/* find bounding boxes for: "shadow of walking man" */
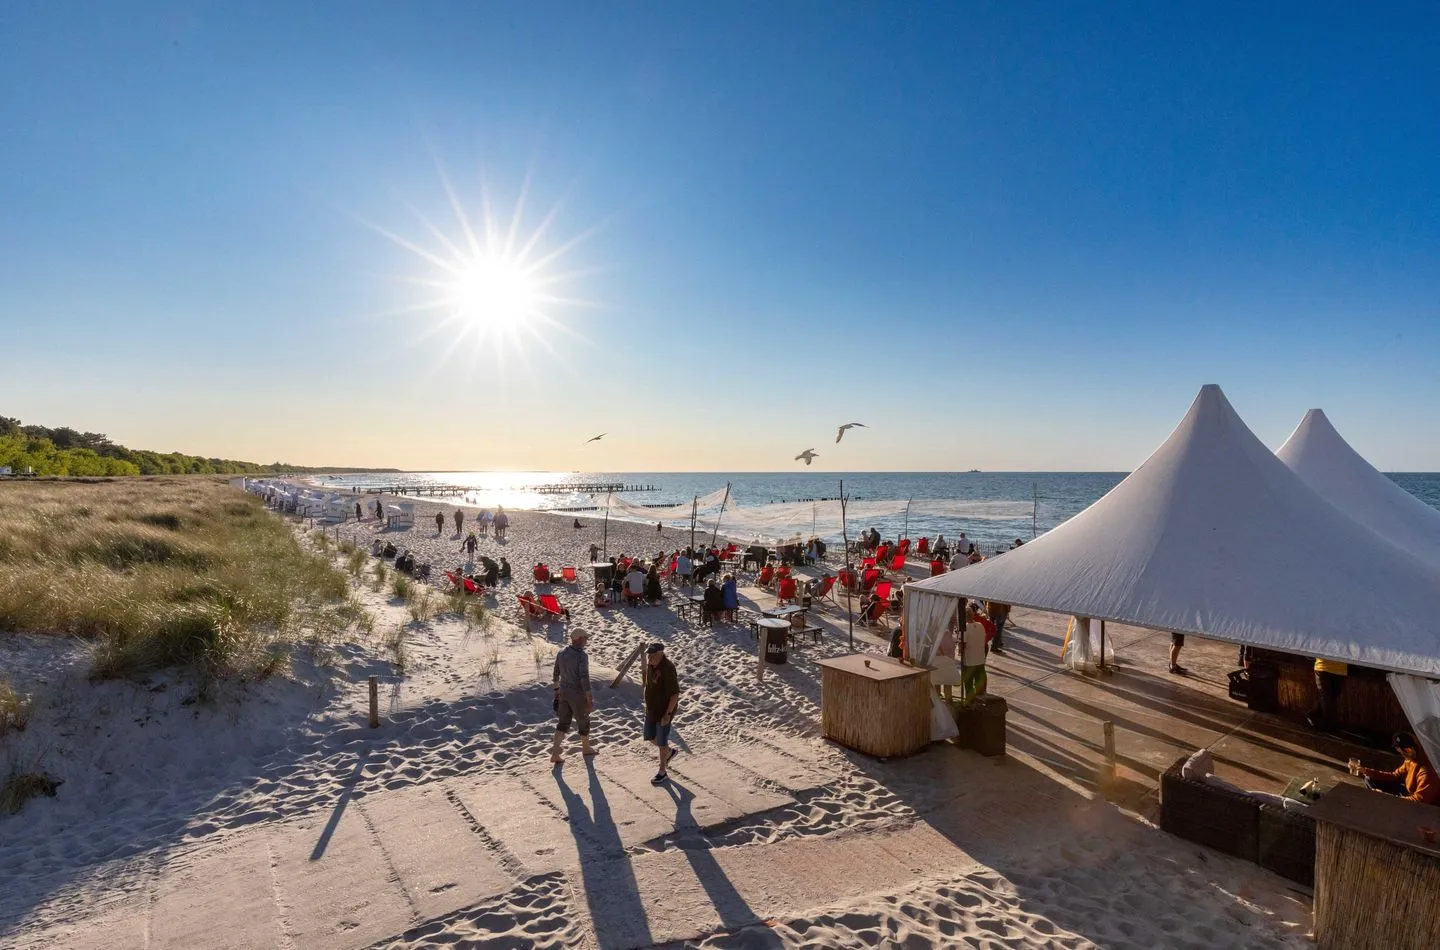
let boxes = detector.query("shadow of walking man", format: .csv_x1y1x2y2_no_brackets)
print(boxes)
551,760,653,949
663,778,766,936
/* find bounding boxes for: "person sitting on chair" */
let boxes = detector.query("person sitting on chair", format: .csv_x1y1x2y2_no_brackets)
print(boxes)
720,573,738,622
1353,732,1439,805
534,563,552,583
624,563,647,604
757,564,775,588
645,563,664,603
702,578,725,623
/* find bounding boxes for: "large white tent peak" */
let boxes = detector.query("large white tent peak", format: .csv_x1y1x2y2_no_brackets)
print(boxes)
1276,408,1440,570
905,384,1440,676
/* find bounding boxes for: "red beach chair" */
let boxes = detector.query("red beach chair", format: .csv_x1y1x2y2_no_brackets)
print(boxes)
888,554,906,574
777,577,798,605
929,559,945,577
875,544,891,564
917,537,930,555
538,593,570,619
464,577,482,595
561,566,578,584
862,568,881,591
814,574,838,607
533,564,552,583
517,593,546,620
895,539,910,557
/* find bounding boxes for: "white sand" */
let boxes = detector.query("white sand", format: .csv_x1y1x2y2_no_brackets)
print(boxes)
0,495,1314,948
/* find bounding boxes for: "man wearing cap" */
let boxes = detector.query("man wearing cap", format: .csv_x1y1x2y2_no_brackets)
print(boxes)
643,643,681,784
551,628,595,764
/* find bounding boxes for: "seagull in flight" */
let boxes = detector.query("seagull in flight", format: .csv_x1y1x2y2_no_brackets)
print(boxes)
795,449,818,466
584,433,606,444
836,422,867,443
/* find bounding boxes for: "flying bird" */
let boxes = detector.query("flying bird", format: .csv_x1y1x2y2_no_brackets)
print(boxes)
584,433,606,444
836,422,867,443
795,449,818,466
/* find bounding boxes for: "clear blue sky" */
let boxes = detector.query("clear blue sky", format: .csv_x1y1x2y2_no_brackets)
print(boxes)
2,2,1437,470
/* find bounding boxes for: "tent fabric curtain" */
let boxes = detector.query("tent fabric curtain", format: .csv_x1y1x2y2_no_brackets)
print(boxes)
903,589,960,740
1388,674,1440,774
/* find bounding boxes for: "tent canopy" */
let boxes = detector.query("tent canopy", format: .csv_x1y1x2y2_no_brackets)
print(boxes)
1276,408,1440,570
905,385,1440,677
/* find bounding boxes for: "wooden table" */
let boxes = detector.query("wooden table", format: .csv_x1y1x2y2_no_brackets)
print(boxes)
1307,781,1440,950
814,654,932,758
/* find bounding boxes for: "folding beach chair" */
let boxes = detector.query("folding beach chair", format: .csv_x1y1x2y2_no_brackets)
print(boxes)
538,593,570,619
888,554,906,575
917,537,930,555
895,539,910,558
777,577,798,605
862,568,881,591
929,559,946,577
561,566,579,584
813,574,838,609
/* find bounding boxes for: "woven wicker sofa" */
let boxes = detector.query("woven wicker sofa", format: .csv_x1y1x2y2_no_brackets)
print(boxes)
1257,802,1316,887
1159,754,1317,886
1159,754,1260,862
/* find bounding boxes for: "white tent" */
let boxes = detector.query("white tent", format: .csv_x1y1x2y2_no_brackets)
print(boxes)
1276,408,1440,570
904,384,1440,678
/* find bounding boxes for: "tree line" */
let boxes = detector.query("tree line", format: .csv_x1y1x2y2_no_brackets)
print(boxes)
0,417,396,477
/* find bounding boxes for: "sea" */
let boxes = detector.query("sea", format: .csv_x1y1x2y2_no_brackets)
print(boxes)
313,471,1440,555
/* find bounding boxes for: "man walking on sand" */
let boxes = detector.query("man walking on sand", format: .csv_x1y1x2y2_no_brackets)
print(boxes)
454,509,464,534
435,511,445,535
551,629,596,764
643,643,680,784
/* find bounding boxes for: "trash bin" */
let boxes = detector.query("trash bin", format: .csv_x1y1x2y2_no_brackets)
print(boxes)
764,633,788,665
1244,663,1279,713
953,695,1007,757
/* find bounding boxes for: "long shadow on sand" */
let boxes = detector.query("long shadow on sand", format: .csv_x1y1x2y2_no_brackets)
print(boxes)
552,761,652,949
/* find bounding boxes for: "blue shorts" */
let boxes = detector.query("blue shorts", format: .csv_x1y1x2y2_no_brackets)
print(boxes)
644,718,671,747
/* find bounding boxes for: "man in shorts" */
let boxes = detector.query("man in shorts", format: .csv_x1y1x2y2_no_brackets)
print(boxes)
551,629,595,763
1169,632,1187,675
643,643,680,784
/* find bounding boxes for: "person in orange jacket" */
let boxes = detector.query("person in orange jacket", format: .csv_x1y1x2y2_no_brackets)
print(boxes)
1354,732,1439,805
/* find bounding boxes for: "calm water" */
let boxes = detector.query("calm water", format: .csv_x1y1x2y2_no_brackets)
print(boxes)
314,471,1440,554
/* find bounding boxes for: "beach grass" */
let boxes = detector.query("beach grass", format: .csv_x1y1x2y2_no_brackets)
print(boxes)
0,478,349,681
0,681,31,738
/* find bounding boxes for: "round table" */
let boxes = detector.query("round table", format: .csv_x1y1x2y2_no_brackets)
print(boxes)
757,618,790,663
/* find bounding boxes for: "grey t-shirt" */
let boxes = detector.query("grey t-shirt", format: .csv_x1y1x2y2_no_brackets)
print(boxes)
552,645,591,694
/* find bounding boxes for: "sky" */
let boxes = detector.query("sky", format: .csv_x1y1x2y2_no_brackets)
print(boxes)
2,1,1437,472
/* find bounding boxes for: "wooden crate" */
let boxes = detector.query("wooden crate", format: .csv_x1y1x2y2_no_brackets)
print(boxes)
815,654,931,758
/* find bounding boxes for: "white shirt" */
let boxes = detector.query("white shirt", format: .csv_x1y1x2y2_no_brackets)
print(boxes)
961,622,988,667
626,570,646,594
677,555,692,574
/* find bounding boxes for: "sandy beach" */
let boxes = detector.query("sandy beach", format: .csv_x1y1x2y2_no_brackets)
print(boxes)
0,490,1322,949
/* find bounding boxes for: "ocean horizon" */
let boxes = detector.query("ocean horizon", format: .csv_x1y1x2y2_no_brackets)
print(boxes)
313,470,1440,553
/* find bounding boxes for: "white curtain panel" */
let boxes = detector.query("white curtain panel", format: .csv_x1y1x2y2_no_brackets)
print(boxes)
903,589,960,740
1388,674,1440,770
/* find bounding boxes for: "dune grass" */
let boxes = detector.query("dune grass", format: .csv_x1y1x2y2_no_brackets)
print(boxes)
0,478,350,681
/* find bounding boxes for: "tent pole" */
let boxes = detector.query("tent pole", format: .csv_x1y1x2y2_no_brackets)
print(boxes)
689,494,698,552
603,494,610,559
709,482,730,549
1032,482,1038,539
903,496,912,541
1099,619,1108,673
840,479,854,651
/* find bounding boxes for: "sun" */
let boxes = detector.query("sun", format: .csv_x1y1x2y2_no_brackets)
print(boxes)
449,255,539,331
362,166,599,375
